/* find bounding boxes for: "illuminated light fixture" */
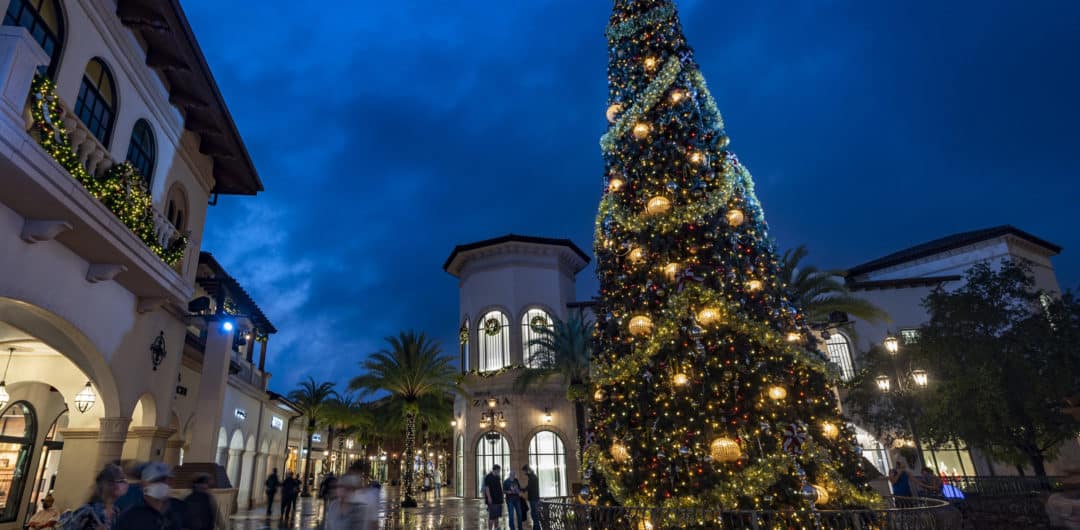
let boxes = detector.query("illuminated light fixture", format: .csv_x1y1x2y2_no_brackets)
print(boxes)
883,334,900,354
696,307,722,326
486,397,498,409
450,419,457,427
645,196,671,215
628,315,654,336
497,416,507,429
688,151,705,165
672,373,689,386
380,454,386,461
663,262,679,281
608,176,625,192
0,348,14,410
606,103,623,123
222,320,234,332
875,375,891,393
632,122,651,139
628,247,645,264
786,331,802,343
725,209,745,227
746,279,763,292
709,437,741,462
75,381,96,413
821,422,840,440
911,369,929,388
543,408,553,424
768,385,787,400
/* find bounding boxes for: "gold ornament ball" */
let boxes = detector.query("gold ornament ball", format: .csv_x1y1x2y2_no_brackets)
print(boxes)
715,134,731,149
688,151,705,165
670,89,686,104
768,385,788,401
593,389,607,402
709,437,741,463
812,485,830,505
786,331,802,343
821,422,840,440
632,122,651,139
610,442,631,463
663,262,679,281
643,56,658,71
725,209,745,227
628,315,654,336
673,372,689,386
746,279,763,292
606,103,624,124
696,307,722,326
645,196,672,215
608,176,625,192
628,247,646,264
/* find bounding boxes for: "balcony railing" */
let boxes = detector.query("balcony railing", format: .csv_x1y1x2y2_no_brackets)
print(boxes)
26,74,188,266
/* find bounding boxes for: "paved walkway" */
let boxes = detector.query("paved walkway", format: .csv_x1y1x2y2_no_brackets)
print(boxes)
230,488,517,529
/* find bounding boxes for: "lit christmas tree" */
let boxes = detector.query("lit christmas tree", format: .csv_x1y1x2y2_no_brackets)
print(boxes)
586,0,878,514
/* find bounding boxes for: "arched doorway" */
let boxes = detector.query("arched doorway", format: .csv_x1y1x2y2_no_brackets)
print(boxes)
0,402,36,523
28,409,65,513
475,432,509,497
527,430,567,497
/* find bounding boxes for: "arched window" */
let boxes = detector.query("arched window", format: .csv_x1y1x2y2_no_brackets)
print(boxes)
825,332,855,381
528,430,567,498
165,185,188,231
477,311,509,372
2,0,63,77
75,58,116,147
126,119,156,185
455,434,463,497
475,432,509,497
459,319,469,373
521,308,553,368
29,410,65,515
0,402,36,523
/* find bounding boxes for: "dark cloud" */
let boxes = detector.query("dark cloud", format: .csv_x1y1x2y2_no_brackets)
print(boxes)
185,0,1080,390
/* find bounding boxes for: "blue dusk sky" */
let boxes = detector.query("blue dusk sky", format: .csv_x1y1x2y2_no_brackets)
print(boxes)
187,1,1080,392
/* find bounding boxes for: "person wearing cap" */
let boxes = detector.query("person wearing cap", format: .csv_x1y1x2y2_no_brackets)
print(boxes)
116,462,186,530
56,464,127,530
26,494,59,528
482,464,504,530
185,474,226,530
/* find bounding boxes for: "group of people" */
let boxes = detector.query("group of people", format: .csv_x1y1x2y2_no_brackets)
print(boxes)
262,468,301,522
28,461,224,530
482,464,541,530
889,459,945,497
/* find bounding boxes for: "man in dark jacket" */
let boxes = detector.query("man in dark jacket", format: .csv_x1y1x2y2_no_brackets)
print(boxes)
281,471,300,522
522,465,541,530
116,462,186,530
265,468,280,515
185,474,225,530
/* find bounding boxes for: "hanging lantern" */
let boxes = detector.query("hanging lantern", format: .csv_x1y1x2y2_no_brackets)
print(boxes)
883,334,900,354
709,437,741,462
606,103,624,124
821,422,840,440
911,369,929,388
628,316,654,336
628,247,646,265
663,262,679,281
0,382,8,411
672,373,689,386
726,209,745,227
875,375,891,393
610,442,631,463
608,176,625,192
632,122,651,139
746,279,763,292
645,196,671,215
696,307,722,326
75,381,96,413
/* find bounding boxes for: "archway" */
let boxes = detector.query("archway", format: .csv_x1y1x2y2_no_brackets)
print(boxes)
474,432,510,497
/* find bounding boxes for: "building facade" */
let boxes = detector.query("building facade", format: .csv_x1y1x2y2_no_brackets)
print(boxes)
445,235,591,499
0,0,269,526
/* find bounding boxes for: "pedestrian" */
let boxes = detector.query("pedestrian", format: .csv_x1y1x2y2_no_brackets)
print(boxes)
185,474,225,530
56,463,127,530
503,470,523,530
482,464,504,530
280,471,300,522
522,464,541,530
919,467,943,497
265,468,280,516
433,468,442,499
113,462,144,513
27,494,59,529
318,471,337,521
116,462,186,530
889,459,916,497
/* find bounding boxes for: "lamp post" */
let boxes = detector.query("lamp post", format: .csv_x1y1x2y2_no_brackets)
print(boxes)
876,332,929,468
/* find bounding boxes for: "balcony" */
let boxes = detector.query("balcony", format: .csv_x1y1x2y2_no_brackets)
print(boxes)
0,27,191,304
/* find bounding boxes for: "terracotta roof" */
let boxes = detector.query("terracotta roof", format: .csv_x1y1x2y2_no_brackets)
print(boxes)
443,234,591,273
117,0,262,195
846,225,1061,278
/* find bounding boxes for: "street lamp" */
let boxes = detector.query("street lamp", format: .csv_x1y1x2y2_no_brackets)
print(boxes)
911,369,929,388
883,333,900,354
875,375,892,393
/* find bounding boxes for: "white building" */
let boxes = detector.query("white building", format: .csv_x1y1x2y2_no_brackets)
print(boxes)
445,234,591,499
823,225,1078,477
0,0,286,525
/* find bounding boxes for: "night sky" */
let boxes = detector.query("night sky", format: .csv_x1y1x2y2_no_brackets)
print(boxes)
186,1,1080,391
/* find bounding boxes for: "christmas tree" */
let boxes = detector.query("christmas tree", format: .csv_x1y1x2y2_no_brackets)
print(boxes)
586,0,878,514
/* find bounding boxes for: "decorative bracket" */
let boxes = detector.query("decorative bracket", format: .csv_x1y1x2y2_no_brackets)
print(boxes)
20,219,72,243
86,264,127,283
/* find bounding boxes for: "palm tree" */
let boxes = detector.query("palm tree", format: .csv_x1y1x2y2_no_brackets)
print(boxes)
513,315,593,474
323,394,371,475
349,331,458,508
780,245,890,326
288,377,338,496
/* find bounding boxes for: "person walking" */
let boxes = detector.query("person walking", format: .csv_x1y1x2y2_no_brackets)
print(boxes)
27,494,59,529
521,465,541,530
116,462,186,530
265,468,280,516
482,465,504,530
185,474,225,530
280,471,300,523
433,468,443,499
56,463,127,530
317,472,337,522
502,470,523,530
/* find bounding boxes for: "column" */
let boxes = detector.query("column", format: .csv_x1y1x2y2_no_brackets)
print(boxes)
127,427,176,462
227,449,242,487
97,417,132,468
0,27,49,125
186,322,237,462
52,429,99,511
251,453,268,505
258,339,268,371
217,446,231,469
164,439,185,467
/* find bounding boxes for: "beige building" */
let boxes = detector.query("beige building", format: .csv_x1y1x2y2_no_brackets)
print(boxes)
444,235,591,498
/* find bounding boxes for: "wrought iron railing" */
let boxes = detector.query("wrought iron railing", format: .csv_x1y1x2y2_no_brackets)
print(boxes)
941,475,1063,497
539,496,961,530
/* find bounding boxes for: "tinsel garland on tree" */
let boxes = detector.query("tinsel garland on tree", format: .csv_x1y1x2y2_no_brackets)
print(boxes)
29,75,187,266
584,0,879,518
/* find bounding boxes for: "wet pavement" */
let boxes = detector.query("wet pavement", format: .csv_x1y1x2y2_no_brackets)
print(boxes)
229,488,521,529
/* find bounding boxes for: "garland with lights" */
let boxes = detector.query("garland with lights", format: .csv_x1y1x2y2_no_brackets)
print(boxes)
29,75,187,266
586,0,878,516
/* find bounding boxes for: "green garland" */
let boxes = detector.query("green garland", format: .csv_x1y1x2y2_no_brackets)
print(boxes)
606,4,676,42
601,54,683,153
29,75,188,266
463,364,525,379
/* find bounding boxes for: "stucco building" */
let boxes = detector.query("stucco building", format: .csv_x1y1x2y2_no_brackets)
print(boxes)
445,235,592,499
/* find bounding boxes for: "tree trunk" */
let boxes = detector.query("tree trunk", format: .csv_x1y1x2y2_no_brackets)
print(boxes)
1029,451,1047,477
401,412,418,507
573,399,587,478
302,427,314,496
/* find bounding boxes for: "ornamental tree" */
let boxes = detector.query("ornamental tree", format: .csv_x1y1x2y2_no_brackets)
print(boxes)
587,0,877,512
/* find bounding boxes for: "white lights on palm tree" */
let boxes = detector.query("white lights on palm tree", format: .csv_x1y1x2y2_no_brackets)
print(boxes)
875,375,891,393
911,369,929,388
883,333,899,354
0,348,13,410
75,381,96,413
